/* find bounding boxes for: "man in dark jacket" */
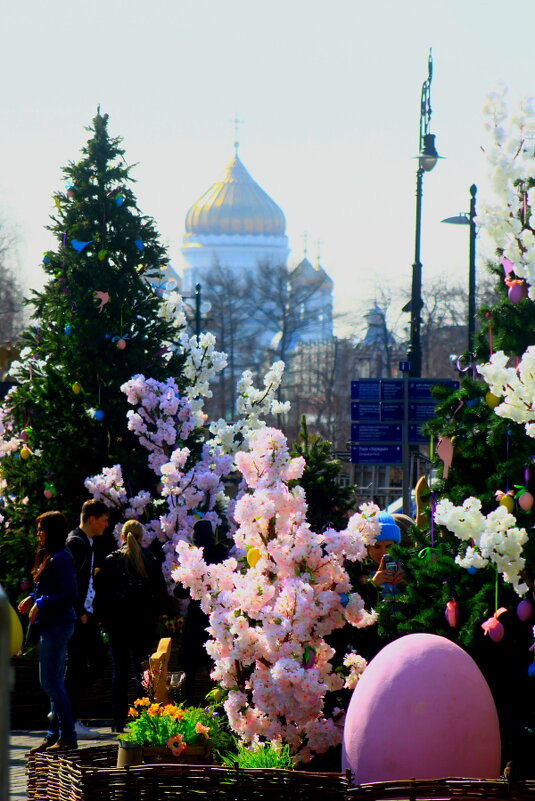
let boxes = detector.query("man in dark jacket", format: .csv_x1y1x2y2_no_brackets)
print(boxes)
65,499,109,739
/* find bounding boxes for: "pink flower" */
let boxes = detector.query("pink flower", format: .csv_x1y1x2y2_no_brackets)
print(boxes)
167,734,186,756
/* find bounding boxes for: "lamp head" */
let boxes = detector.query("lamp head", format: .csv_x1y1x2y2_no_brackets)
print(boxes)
418,133,441,172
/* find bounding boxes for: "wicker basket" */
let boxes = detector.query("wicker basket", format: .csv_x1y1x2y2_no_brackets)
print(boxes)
27,744,350,801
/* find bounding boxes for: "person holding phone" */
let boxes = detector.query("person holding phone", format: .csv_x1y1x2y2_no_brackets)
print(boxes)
365,512,407,600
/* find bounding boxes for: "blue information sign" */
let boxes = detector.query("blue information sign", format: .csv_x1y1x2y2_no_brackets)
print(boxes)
351,444,402,465
351,380,404,401
408,423,428,444
351,402,405,422
408,379,459,400
351,423,402,443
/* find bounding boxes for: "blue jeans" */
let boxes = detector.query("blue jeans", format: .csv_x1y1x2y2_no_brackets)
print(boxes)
39,622,76,742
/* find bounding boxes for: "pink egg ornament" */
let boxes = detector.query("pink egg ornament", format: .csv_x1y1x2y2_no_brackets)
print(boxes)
507,282,529,303
516,598,534,622
518,491,534,511
44,489,53,499
116,338,127,350
342,633,501,784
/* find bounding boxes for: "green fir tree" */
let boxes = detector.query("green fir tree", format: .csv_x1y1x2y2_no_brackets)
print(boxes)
0,111,187,599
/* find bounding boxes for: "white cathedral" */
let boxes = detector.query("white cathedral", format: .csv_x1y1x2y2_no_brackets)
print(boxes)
179,143,334,345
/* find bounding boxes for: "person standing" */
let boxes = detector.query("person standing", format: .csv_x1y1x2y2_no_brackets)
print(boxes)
65,499,109,739
95,520,170,732
18,511,78,753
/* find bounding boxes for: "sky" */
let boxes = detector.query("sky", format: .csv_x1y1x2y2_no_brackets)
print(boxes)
2,0,535,336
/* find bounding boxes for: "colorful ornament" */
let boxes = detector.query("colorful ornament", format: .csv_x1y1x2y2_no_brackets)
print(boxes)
506,279,529,304
437,436,454,479
97,249,108,261
94,409,105,421
481,607,507,643
247,547,261,568
115,194,125,206
485,392,501,409
94,290,111,311
71,239,93,253
516,599,534,622
515,485,534,511
20,579,29,591
72,382,82,394
528,663,535,678
64,324,73,336
303,646,316,669
9,602,23,656
495,489,515,513
445,598,460,628
134,238,144,252
116,338,127,350
339,593,350,607
20,446,31,460
466,566,479,576
44,489,53,499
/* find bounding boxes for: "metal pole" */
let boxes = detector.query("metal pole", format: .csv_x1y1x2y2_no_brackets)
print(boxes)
0,587,10,801
468,185,477,354
194,283,201,338
408,168,424,378
402,369,411,515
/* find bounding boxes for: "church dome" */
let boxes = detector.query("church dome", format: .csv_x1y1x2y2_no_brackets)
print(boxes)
291,256,334,290
184,150,286,237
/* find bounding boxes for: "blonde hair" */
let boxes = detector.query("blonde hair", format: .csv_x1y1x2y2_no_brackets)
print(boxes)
121,520,148,579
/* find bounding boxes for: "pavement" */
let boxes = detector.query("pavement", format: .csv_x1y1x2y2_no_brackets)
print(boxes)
10,724,118,800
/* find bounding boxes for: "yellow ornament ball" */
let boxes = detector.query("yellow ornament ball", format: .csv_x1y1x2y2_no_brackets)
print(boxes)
72,382,82,394
20,446,31,460
499,495,515,513
247,547,262,568
9,602,24,656
485,392,501,409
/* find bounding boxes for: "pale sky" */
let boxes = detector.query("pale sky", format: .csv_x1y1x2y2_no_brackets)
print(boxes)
2,0,535,336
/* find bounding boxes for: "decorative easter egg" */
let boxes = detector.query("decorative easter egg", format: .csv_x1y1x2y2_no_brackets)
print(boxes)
498,495,515,513
518,491,534,511
342,633,501,783
467,566,479,575
64,324,73,336
9,602,24,656
445,598,460,627
528,664,535,678
20,580,29,591
508,282,528,303
21,429,28,442
339,593,350,607
94,409,105,421
303,646,316,669
20,446,31,460
516,598,533,622
487,620,505,643
116,338,127,350
485,392,501,409
44,489,53,499
72,382,82,394
247,547,261,568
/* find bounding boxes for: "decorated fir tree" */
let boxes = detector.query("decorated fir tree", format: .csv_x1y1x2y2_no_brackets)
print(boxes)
0,111,187,597
377,91,535,771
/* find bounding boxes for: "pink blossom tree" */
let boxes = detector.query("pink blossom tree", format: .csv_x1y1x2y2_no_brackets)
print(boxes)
173,427,379,762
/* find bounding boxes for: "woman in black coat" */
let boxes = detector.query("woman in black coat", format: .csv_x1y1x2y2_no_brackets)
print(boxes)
95,520,170,731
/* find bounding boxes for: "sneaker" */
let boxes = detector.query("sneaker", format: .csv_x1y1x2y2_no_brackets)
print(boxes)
74,720,98,739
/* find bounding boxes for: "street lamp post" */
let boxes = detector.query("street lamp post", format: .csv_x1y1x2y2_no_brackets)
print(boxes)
182,282,203,337
406,51,441,378
442,184,478,354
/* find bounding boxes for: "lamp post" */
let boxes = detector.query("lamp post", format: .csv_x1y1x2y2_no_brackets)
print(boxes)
442,185,478,354
181,283,203,337
406,51,441,378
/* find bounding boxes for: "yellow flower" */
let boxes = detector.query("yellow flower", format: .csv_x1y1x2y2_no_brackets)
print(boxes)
135,697,150,707
127,707,139,718
195,722,211,738
148,703,161,716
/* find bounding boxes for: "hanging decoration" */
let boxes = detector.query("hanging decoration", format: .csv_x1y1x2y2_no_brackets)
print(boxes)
72,382,82,395
246,547,261,568
505,277,529,304
481,608,507,642
495,489,515,512
514,484,534,512
517,598,534,622
485,391,501,408
437,436,454,478
94,291,111,312
445,598,460,628
134,238,145,252
71,239,93,253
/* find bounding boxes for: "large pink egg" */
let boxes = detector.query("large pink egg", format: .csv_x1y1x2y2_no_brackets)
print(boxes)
342,633,500,783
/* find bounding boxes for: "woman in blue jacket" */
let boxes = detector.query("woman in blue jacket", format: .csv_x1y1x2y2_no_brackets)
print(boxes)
19,511,78,752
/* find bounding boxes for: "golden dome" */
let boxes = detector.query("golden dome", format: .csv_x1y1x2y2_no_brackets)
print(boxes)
184,150,286,237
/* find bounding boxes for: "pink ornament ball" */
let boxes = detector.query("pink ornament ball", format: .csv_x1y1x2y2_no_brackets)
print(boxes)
20,580,29,591
44,489,53,499
488,621,505,643
116,338,127,350
508,283,528,303
516,599,534,622
518,491,534,511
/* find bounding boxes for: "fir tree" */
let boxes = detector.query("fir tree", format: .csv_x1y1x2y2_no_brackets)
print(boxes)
377,93,535,772
0,111,186,598
290,416,355,533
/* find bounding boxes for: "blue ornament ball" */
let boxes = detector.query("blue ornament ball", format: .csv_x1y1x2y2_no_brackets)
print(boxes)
339,593,350,607
467,566,479,575
528,663,535,678
64,325,73,336
94,409,105,421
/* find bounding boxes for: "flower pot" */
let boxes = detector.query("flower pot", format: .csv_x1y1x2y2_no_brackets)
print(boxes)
142,744,212,764
117,740,144,767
